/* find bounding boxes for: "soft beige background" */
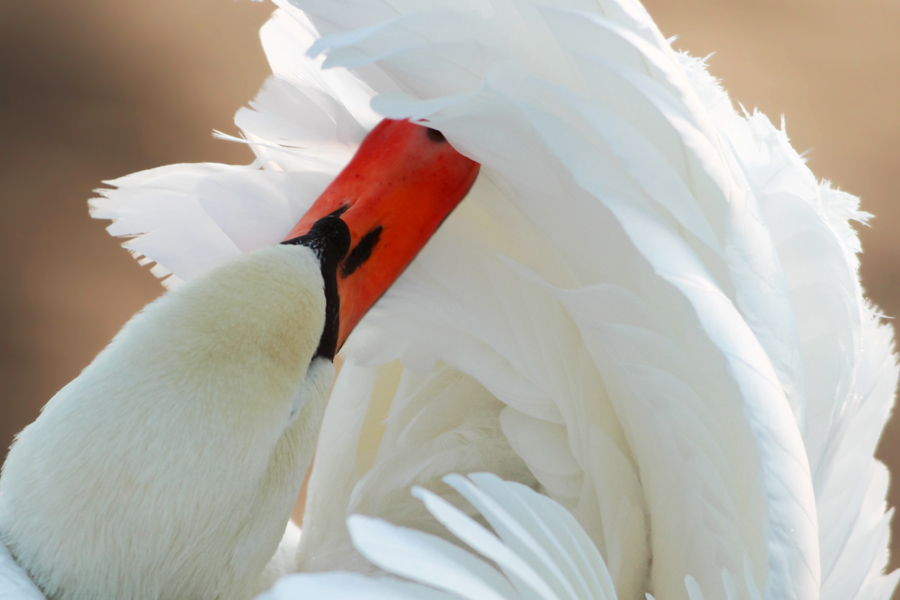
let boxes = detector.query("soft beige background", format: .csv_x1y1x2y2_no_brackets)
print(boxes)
2,0,899,582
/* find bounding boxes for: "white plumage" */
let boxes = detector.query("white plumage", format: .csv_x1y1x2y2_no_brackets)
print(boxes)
0,245,335,599
263,473,623,600
2,0,896,599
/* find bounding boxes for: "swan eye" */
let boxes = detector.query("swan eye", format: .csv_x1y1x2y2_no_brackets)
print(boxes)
426,128,446,143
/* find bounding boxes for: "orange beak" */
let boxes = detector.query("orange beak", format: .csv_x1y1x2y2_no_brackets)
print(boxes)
284,119,480,351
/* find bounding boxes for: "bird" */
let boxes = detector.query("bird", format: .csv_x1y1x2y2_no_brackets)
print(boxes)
4,0,899,599
0,119,479,600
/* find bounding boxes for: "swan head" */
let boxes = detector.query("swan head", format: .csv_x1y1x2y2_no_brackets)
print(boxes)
284,118,481,349
0,118,479,600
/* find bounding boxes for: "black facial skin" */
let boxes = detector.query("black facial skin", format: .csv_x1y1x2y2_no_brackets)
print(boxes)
341,226,382,278
282,215,351,361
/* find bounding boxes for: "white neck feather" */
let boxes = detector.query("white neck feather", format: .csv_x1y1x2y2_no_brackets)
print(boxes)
0,245,333,600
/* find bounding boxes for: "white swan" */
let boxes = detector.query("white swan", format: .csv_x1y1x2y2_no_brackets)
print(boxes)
4,0,898,598
0,120,478,599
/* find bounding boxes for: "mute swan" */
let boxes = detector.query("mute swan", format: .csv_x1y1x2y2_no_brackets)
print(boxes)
4,0,898,599
0,119,478,600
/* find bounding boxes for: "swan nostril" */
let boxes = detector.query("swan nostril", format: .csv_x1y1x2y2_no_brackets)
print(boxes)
426,128,446,143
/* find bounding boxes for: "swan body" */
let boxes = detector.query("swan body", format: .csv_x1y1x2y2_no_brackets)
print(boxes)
7,0,897,598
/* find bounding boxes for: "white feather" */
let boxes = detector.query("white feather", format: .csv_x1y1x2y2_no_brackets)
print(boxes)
258,571,458,600
0,543,45,600
347,514,520,600
262,474,622,599
0,245,334,600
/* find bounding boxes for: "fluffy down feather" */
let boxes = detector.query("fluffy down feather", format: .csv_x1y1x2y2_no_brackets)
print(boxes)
0,543,45,600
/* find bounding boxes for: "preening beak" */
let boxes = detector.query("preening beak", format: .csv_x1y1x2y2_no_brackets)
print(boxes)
285,119,481,351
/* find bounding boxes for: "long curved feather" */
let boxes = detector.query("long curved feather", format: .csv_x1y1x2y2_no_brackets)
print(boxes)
259,474,625,600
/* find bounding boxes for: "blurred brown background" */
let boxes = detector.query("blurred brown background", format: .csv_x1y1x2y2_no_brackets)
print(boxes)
1,0,899,583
